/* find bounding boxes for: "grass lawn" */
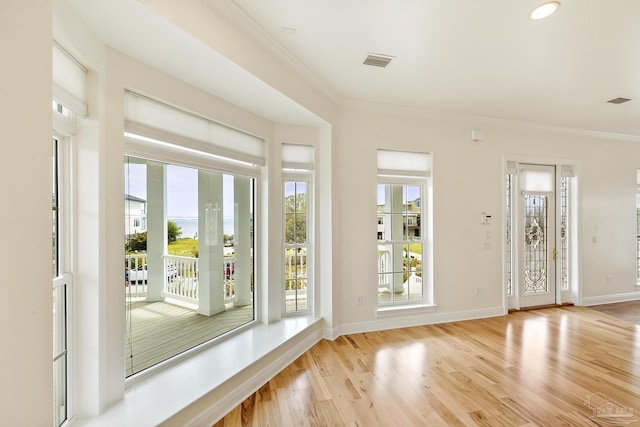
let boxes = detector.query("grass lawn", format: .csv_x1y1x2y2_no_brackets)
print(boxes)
168,238,198,257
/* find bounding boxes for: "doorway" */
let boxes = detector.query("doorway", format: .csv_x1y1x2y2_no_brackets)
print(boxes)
512,164,559,308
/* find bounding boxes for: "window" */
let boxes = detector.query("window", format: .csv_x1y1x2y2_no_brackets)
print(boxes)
53,39,86,425
123,92,262,377
52,136,68,427
283,181,309,312
377,149,431,307
52,127,73,427
282,143,314,314
124,157,256,376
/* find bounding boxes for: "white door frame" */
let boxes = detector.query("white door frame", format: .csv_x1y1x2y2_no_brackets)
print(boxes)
503,156,581,311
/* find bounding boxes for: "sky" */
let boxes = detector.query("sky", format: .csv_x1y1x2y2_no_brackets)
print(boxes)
124,160,235,218
377,184,421,206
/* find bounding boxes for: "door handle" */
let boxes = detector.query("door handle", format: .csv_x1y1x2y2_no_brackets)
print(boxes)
552,247,557,260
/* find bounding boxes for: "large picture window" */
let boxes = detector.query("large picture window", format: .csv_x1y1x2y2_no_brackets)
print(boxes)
123,92,261,377
125,156,255,376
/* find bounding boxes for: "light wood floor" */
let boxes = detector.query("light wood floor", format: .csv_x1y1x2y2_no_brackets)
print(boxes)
588,300,640,325
214,306,640,426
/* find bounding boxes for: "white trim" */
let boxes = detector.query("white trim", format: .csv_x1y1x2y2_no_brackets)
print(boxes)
326,306,505,340
581,292,640,306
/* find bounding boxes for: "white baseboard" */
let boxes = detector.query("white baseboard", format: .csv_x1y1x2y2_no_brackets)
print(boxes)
325,306,506,340
582,291,640,306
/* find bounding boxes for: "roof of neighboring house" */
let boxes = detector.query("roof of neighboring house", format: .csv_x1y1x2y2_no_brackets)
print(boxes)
125,194,146,203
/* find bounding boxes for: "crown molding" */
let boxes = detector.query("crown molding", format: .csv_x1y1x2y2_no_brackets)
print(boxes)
341,99,640,143
203,0,342,105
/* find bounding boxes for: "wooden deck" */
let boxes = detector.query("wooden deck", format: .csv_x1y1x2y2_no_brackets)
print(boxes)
125,299,254,376
216,305,640,426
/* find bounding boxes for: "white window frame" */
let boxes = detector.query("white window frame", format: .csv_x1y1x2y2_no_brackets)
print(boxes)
376,175,432,310
282,171,313,314
52,124,75,427
376,149,433,312
122,92,262,382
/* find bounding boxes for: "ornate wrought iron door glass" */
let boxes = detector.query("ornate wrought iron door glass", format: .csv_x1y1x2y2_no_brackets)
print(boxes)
523,194,548,293
505,174,513,296
560,177,569,290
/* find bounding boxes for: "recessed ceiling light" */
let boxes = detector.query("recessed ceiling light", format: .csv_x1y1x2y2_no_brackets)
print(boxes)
530,1,561,20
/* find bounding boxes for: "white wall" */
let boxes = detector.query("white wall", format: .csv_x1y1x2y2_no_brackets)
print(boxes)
334,107,640,331
0,1,53,424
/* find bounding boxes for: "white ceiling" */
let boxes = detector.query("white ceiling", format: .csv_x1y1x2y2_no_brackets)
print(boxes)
62,0,640,136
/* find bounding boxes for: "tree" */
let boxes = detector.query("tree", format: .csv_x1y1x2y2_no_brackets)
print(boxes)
167,220,182,243
284,193,306,244
125,221,182,252
126,232,147,252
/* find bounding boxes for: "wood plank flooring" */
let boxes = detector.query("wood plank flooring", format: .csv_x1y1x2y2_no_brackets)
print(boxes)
214,306,640,426
125,299,253,376
588,300,640,325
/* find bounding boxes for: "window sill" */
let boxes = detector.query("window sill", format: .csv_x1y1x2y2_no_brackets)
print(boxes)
73,315,323,427
376,303,437,318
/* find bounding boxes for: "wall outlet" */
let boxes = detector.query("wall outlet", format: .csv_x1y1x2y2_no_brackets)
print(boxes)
356,296,363,305
474,286,480,295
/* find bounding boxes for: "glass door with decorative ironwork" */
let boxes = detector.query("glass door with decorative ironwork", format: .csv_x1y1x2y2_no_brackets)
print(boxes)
518,165,556,307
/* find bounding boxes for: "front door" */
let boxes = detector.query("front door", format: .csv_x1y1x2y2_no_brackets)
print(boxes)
518,165,556,307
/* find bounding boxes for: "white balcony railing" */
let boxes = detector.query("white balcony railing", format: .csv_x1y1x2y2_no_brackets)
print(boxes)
164,255,199,305
125,254,148,296
126,253,237,307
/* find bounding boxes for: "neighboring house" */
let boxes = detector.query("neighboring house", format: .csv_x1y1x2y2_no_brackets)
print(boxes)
377,197,421,240
125,194,147,236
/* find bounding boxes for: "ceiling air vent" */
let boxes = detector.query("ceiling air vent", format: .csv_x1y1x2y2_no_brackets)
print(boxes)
607,97,632,104
363,53,394,68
